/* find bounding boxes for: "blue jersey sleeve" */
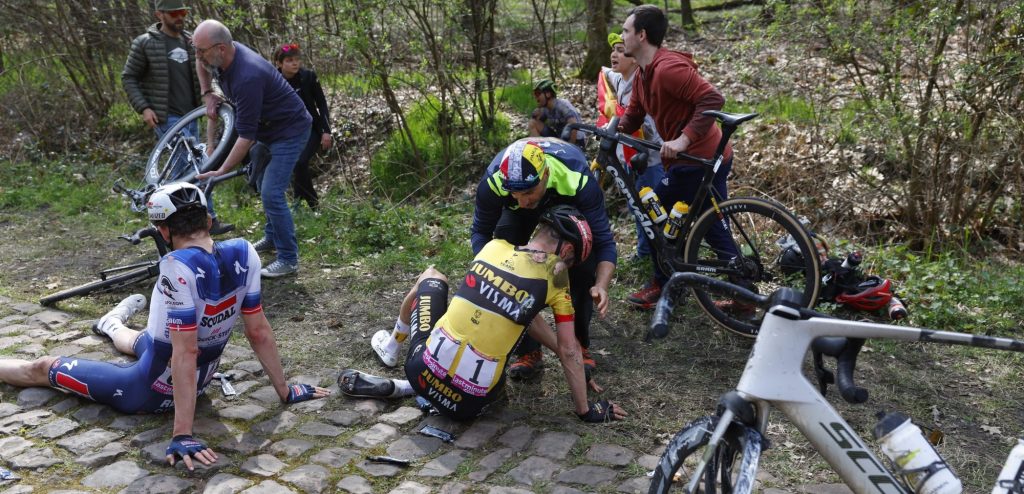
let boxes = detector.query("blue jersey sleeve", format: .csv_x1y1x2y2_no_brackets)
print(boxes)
574,175,618,265
470,148,511,255
241,241,263,313
544,142,617,265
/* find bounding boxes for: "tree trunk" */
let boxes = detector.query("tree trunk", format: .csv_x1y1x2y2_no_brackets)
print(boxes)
680,0,697,32
529,0,559,81
579,0,611,81
463,0,499,137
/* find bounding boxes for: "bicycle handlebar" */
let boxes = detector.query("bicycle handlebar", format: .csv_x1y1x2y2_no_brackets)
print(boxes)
566,111,746,166
651,273,869,404
118,226,156,245
118,225,169,256
649,272,771,339
565,119,663,154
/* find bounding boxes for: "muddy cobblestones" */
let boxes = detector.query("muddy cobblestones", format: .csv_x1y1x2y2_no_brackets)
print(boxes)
0,298,824,493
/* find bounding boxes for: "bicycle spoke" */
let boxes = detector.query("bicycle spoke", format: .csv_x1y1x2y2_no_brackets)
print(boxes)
685,198,821,337
144,104,236,188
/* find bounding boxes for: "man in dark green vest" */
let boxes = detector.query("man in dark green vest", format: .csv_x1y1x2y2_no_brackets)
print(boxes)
121,0,232,235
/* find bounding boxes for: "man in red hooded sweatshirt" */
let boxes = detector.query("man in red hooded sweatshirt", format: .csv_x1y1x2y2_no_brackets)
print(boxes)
617,5,738,310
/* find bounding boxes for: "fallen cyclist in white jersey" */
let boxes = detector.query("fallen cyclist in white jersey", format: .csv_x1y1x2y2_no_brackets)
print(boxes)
339,206,627,423
0,182,330,470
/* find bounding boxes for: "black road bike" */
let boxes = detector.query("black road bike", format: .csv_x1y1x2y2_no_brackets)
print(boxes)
565,112,821,337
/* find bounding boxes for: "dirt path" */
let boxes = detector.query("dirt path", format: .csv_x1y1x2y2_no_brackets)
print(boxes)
1,205,1020,492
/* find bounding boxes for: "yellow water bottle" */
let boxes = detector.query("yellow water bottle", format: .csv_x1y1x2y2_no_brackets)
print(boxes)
639,186,667,223
663,201,689,240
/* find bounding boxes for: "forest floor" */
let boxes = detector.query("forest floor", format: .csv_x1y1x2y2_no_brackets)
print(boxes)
1,9,1022,493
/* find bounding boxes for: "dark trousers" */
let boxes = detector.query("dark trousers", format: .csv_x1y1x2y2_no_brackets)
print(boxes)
291,131,321,208
651,158,736,285
492,208,596,355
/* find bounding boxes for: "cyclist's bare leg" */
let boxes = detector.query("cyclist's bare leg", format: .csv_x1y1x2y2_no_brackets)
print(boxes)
111,329,144,357
395,267,448,327
373,266,449,367
0,356,58,387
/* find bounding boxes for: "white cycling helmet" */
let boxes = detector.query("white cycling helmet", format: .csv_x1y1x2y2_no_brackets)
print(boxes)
146,182,207,222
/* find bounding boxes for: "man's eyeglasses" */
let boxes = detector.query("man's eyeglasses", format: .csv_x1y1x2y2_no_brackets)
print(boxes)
161,9,188,18
281,43,300,53
194,43,223,56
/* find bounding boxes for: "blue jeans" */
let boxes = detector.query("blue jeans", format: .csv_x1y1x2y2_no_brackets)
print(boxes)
651,158,736,285
633,161,665,258
155,115,217,218
261,130,310,265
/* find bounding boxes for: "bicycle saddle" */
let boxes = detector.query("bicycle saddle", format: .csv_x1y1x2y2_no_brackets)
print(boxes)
701,111,759,127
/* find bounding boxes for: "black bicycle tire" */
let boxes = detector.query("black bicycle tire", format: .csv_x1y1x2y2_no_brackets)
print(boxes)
712,424,762,494
649,415,716,494
684,197,822,338
648,415,762,494
39,264,156,306
144,103,237,186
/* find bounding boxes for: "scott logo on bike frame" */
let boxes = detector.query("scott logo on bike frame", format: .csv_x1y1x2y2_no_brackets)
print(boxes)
819,421,909,493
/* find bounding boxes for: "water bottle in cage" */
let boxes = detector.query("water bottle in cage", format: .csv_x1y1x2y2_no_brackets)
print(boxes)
639,186,667,223
663,201,689,240
873,411,963,494
993,438,1024,494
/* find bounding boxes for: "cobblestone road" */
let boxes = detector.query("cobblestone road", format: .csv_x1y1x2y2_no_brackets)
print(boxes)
0,296,845,493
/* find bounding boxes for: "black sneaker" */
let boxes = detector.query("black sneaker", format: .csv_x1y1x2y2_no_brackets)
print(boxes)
210,218,235,236
337,369,401,398
252,237,275,253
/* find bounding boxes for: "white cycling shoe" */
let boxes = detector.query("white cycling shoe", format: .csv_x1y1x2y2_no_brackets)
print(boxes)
93,294,147,337
371,329,400,368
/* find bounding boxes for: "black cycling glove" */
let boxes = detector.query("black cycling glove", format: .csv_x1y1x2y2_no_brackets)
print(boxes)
166,434,208,460
577,399,616,423
285,384,317,403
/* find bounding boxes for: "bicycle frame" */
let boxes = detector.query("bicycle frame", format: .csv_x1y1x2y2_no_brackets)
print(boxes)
568,120,738,279
735,304,1024,493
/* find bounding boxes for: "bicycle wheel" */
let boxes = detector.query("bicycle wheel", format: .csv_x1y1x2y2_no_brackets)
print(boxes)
684,197,821,337
144,103,237,187
648,415,763,494
39,263,158,306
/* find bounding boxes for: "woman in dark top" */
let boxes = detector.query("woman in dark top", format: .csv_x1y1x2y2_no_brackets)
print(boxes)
273,43,332,210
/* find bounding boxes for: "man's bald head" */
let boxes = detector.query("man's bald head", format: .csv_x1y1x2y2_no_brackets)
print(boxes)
193,20,234,69
194,19,232,46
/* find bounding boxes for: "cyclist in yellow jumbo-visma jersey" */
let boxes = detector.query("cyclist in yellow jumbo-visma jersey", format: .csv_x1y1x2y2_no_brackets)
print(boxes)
338,206,627,423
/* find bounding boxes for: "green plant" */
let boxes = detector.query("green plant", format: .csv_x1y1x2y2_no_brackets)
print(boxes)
320,73,378,97
0,159,126,221
497,81,537,116
100,102,145,139
763,0,1024,252
865,244,1024,336
317,198,474,274
370,97,510,200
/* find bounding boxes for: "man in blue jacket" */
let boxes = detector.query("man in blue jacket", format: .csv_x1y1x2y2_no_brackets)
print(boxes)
468,138,617,378
193,19,312,278
121,0,231,235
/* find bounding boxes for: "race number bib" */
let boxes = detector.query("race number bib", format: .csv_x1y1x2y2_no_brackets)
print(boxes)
451,344,498,397
424,327,460,377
